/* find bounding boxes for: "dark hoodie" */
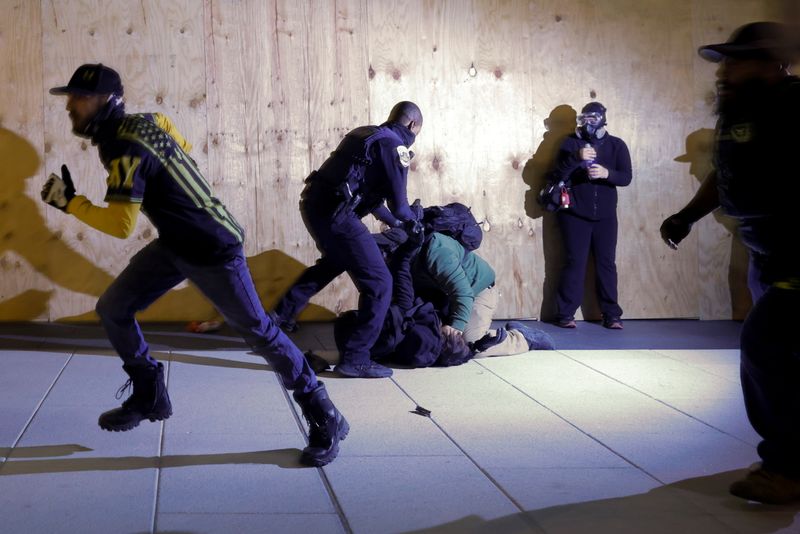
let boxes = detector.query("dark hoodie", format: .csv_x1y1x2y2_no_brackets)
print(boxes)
551,131,633,220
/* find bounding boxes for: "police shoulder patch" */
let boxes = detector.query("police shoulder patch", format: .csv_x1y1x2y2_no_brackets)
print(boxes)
396,145,412,168
730,123,753,143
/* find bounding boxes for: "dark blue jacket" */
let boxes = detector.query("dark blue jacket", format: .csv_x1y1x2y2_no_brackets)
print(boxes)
551,132,632,220
308,122,417,223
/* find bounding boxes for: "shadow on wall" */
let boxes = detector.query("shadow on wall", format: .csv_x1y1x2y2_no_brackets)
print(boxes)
0,127,334,324
523,105,602,321
0,128,115,319
58,242,335,323
61,249,336,322
675,129,751,320
403,469,800,533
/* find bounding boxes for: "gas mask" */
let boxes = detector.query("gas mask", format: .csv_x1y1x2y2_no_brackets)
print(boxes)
577,103,608,140
577,112,607,140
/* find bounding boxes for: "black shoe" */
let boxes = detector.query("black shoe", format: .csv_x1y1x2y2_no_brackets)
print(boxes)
471,328,508,353
335,361,393,378
98,362,172,432
294,382,349,467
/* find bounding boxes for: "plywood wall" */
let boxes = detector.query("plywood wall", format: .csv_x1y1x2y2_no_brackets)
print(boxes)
0,0,783,322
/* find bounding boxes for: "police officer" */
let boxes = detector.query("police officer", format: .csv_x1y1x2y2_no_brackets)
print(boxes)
661,22,800,503
551,102,633,329
42,64,347,467
274,102,423,378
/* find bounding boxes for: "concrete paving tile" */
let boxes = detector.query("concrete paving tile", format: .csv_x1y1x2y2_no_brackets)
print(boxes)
0,406,43,450
560,349,760,444
0,469,156,534
595,430,758,484
487,467,661,510
562,350,741,400
166,356,298,436
321,378,463,457
661,469,800,533
714,510,800,534
161,428,305,462
391,363,628,469
324,456,528,534
477,353,698,434
8,404,162,463
156,512,345,534
655,396,761,446
654,349,742,382
39,350,133,407
0,349,71,447
524,486,732,534
158,432,334,515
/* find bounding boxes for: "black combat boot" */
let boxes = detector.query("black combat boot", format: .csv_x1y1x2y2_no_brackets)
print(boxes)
293,382,349,466
98,362,172,431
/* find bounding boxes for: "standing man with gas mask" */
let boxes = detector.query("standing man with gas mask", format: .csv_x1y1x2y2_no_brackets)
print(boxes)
660,22,800,504
550,102,633,329
41,63,347,467
273,102,423,378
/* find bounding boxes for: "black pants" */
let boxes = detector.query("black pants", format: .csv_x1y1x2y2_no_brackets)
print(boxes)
555,211,622,321
275,195,392,365
741,286,800,477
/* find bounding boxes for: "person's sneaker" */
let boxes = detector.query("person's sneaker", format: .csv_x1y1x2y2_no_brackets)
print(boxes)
730,465,800,504
335,361,393,378
555,318,576,329
602,317,623,330
505,321,556,350
471,328,508,353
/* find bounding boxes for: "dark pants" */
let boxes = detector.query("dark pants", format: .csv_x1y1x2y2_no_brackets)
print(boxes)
96,240,318,394
276,196,392,365
555,211,622,321
740,286,800,477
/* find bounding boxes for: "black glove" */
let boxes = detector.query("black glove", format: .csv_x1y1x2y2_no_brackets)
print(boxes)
41,165,76,211
410,198,424,221
660,213,692,250
402,218,425,246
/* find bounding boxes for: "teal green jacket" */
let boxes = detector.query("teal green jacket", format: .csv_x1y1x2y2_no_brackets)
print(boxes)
411,233,495,331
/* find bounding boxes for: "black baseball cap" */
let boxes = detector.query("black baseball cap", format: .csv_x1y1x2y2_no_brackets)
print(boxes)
49,64,124,96
698,22,798,63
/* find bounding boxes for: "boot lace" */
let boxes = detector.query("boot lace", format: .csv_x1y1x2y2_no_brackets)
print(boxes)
115,379,133,400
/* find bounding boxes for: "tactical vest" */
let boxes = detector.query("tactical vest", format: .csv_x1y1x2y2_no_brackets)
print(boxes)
308,125,401,215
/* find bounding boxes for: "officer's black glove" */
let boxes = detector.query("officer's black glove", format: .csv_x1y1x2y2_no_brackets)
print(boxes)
410,198,424,221
402,218,425,247
660,213,692,250
41,165,76,212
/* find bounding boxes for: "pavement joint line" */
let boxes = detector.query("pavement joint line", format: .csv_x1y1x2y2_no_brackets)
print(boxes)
473,358,665,485
387,374,534,521
556,350,756,447
0,349,75,473
281,380,353,534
